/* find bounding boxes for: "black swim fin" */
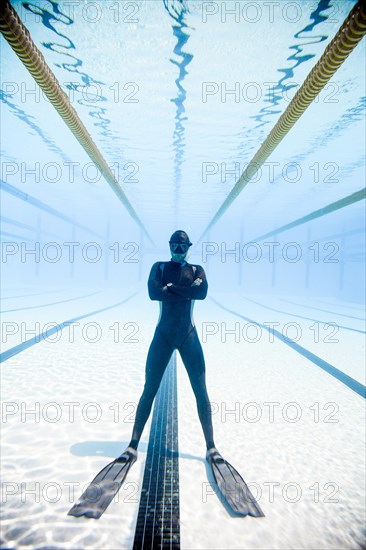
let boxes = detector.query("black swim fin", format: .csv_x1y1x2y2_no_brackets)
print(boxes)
206,448,264,517
68,447,137,519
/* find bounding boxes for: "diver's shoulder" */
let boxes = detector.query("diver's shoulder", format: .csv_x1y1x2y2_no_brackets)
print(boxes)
151,260,169,266
186,261,205,271
150,260,169,271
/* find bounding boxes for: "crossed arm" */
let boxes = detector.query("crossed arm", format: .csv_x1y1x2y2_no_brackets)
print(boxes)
148,262,208,301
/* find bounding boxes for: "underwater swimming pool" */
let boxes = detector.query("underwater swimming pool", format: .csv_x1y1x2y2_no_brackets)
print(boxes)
1,1,365,549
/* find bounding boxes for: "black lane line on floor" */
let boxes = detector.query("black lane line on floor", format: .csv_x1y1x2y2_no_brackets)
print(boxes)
242,296,365,334
1,290,103,313
133,353,180,550
211,297,365,399
280,298,366,322
0,292,138,363
1,288,66,301
312,298,365,312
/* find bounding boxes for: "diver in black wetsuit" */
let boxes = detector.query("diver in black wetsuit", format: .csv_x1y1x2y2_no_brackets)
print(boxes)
69,229,259,518
126,230,216,456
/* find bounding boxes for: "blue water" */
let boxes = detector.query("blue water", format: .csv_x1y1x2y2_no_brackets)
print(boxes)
1,1,364,303
1,0,365,375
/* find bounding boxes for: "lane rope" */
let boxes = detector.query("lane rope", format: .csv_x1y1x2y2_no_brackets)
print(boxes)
199,1,366,240
0,0,154,244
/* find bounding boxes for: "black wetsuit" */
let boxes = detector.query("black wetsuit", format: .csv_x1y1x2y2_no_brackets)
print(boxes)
130,259,215,450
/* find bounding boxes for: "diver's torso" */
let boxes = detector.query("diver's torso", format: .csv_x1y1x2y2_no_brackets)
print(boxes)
157,261,196,346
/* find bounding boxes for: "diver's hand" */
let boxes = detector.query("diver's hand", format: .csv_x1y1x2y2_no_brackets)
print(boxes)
166,280,201,288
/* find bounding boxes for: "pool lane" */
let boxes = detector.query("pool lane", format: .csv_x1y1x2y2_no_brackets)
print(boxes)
211,297,365,399
0,292,138,363
133,353,180,550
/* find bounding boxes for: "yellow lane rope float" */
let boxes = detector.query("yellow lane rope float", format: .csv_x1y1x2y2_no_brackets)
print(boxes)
0,0,153,244
199,1,366,240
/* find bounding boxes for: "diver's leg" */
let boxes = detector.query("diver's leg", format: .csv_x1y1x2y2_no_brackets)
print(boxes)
128,330,173,449
178,328,215,450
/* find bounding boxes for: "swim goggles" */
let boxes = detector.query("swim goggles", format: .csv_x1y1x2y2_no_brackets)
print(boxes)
169,242,191,253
